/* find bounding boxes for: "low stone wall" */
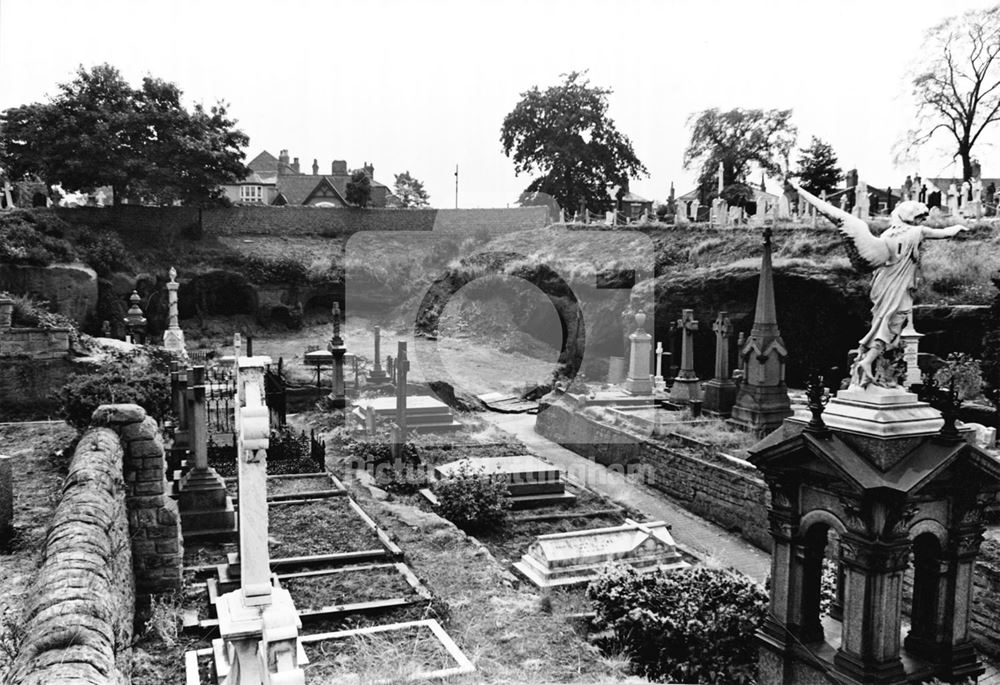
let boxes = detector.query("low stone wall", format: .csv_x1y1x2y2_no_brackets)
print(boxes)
535,398,772,551
0,327,71,358
92,404,183,601
9,428,134,685
972,539,1000,659
0,357,75,418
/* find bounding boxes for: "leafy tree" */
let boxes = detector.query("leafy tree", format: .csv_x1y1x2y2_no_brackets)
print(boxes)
345,169,372,207
393,171,430,207
902,7,1000,182
0,63,248,205
792,137,843,196
501,71,647,215
684,108,797,202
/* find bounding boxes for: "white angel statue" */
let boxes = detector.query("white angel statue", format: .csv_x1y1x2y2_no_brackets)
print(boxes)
794,183,968,389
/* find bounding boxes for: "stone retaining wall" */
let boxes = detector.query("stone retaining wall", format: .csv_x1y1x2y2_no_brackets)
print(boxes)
9,428,134,685
535,399,772,550
92,404,183,601
972,540,1000,659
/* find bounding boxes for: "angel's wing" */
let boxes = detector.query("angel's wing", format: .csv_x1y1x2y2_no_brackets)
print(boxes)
793,182,890,267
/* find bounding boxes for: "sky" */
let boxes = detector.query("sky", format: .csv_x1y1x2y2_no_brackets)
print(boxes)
1,0,999,208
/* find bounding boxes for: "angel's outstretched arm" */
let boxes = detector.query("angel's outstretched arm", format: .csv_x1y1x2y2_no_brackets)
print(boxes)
921,225,968,239
792,182,891,266
793,183,854,227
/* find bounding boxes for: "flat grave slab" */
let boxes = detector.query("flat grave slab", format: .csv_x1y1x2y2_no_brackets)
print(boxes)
352,395,462,433
513,518,688,588
425,455,576,509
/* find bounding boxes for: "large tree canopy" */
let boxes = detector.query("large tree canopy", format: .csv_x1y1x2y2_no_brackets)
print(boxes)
684,108,797,201
0,63,249,205
500,71,646,215
345,169,372,207
792,137,843,196
903,6,1000,181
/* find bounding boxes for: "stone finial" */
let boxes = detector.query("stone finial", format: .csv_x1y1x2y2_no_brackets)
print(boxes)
634,312,646,332
168,266,177,283
805,374,831,434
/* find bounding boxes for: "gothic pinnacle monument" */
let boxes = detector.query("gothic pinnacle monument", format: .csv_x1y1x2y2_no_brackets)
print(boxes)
729,226,791,434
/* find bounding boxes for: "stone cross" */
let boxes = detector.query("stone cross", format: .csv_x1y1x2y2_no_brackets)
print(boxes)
216,354,305,684
717,161,724,194
655,342,665,379
712,312,733,380
328,306,347,410
235,356,272,607
392,342,410,460
2,180,13,209
675,309,699,379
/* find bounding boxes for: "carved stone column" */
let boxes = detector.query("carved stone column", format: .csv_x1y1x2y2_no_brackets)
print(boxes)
835,533,910,682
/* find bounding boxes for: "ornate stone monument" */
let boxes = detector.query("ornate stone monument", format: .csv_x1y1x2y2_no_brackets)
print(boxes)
367,325,390,386
669,309,700,404
623,312,653,395
123,290,147,343
702,311,737,416
653,342,667,392
729,227,791,434
328,302,347,409
751,375,1000,684
750,186,993,684
162,267,186,353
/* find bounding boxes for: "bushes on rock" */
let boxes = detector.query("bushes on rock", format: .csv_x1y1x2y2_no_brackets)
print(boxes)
78,229,134,276
58,349,172,431
0,211,76,266
586,564,767,685
431,459,510,532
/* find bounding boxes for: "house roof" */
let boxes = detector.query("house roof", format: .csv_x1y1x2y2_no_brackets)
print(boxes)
271,175,346,205
926,177,1000,193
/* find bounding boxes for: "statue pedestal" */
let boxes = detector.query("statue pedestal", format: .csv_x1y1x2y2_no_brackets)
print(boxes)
820,386,943,439
163,327,186,353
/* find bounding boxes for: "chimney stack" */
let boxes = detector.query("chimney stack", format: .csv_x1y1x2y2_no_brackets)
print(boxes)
363,162,374,179
331,160,347,174
292,157,300,173
312,159,319,175
279,149,289,166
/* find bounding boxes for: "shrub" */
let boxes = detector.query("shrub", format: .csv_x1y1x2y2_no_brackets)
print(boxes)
934,352,984,401
586,564,768,685
0,211,76,266
343,424,425,494
78,229,134,276
58,350,172,431
431,459,510,532
267,425,311,462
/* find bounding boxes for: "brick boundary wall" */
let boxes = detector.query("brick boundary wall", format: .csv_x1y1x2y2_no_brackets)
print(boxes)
535,399,772,551
92,404,183,601
9,428,134,685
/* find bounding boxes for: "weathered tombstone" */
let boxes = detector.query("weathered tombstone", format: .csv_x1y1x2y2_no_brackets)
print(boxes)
214,354,306,684
607,356,626,385
513,519,688,587
162,267,186,353
702,312,737,416
178,366,236,539
624,313,653,395
392,342,410,460
669,309,701,404
653,342,667,392
947,182,960,215
854,180,870,218
367,325,390,385
100,320,111,338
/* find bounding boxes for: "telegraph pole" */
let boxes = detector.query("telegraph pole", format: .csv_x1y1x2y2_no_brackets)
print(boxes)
454,164,459,209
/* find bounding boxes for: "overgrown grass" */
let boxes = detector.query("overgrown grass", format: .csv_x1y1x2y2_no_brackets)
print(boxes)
919,240,1000,304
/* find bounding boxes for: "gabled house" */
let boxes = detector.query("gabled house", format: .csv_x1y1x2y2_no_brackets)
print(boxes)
221,149,390,207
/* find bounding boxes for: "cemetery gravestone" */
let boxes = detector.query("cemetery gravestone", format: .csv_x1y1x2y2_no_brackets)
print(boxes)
514,519,688,587
162,266,186,353
432,455,575,509
624,313,653,395
669,309,701,404
702,312,737,416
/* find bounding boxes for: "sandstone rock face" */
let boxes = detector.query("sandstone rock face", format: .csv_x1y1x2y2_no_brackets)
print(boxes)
0,263,98,322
